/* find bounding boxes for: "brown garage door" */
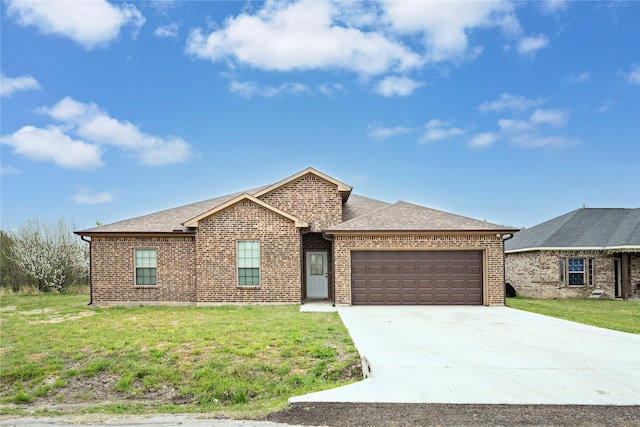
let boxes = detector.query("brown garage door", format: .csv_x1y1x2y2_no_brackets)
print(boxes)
351,251,483,305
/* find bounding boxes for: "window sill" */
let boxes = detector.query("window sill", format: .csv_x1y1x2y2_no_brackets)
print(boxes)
237,285,260,288
134,285,157,288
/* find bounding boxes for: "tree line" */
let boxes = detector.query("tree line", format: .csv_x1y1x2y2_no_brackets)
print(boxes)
1,219,89,292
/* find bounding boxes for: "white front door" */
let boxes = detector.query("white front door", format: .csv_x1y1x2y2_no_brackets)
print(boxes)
306,252,328,299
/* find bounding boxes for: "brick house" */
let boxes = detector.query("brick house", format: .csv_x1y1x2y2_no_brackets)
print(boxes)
505,208,640,299
76,168,517,306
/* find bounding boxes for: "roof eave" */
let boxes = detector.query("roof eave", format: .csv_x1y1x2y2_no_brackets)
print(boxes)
74,231,196,237
325,228,520,236
506,245,640,254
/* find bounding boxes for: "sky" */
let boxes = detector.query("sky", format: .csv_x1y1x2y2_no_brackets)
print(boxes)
1,0,639,233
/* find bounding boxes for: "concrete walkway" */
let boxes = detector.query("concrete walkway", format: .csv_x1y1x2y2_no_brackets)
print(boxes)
291,306,640,405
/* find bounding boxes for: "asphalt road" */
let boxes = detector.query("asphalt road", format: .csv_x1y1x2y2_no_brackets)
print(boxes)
2,404,639,427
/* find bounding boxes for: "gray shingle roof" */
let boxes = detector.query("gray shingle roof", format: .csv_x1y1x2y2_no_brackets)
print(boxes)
505,208,640,252
327,200,514,232
77,186,268,234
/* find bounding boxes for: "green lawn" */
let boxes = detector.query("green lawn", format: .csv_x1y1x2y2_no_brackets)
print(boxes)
506,297,640,334
0,294,361,417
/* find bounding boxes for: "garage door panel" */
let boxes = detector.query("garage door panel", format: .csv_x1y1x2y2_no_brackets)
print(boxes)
351,250,483,305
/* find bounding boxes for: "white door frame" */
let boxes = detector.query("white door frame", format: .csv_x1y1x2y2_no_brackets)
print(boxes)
306,251,328,299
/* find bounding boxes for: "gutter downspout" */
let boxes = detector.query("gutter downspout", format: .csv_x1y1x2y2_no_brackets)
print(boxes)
80,235,92,306
322,232,336,306
502,233,515,306
300,230,305,304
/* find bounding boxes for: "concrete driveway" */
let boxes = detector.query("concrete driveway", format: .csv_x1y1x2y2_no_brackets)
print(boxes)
291,306,640,405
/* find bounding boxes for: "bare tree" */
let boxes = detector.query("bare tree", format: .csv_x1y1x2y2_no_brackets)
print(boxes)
8,218,88,291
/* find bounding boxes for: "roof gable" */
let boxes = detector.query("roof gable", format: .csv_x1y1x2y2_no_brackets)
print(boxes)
505,208,640,252
183,194,308,228
253,167,352,202
75,188,266,235
326,200,515,233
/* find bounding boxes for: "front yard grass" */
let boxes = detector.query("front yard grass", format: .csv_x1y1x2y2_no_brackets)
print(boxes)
0,294,361,417
506,297,640,334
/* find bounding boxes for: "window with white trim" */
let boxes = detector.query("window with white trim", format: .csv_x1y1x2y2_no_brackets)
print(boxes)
135,249,157,286
559,257,594,287
238,240,260,286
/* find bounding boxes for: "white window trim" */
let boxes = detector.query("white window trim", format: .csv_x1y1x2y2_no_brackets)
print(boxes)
237,240,260,287
134,248,158,286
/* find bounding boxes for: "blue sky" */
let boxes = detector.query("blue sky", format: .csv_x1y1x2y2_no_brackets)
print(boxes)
1,0,639,232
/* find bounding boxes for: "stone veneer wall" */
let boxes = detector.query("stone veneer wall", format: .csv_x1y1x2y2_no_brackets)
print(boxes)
631,255,640,296
90,235,196,305
332,233,506,306
195,200,301,303
258,173,342,232
505,250,640,298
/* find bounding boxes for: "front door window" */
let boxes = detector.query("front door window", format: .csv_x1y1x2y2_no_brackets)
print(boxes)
310,254,324,276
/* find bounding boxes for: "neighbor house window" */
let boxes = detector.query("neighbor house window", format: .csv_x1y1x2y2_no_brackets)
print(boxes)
135,249,157,286
238,240,260,286
559,257,594,287
568,258,585,285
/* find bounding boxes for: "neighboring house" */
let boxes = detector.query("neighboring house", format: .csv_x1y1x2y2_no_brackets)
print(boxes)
505,208,640,299
75,168,517,307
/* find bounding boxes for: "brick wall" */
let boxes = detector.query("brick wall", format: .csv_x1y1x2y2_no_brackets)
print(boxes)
259,173,342,232
194,200,302,303
90,236,196,305
504,250,639,298
332,233,506,306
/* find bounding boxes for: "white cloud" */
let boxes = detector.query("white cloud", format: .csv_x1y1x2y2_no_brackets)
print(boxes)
510,135,579,149
375,76,423,97
154,22,179,38
150,0,177,14
382,1,520,62
44,96,98,121
475,92,578,150
43,97,191,165
541,0,569,14
498,118,535,135
0,73,40,97
496,115,578,149
229,80,309,98
5,96,193,168
419,119,465,144
469,132,500,148
597,99,614,113
367,122,412,140
622,64,640,85
517,35,549,55
318,82,345,95
1,125,103,170
529,109,568,127
478,93,546,112
71,188,115,204
185,1,423,76
0,165,20,175
563,71,591,85
6,0,145,49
